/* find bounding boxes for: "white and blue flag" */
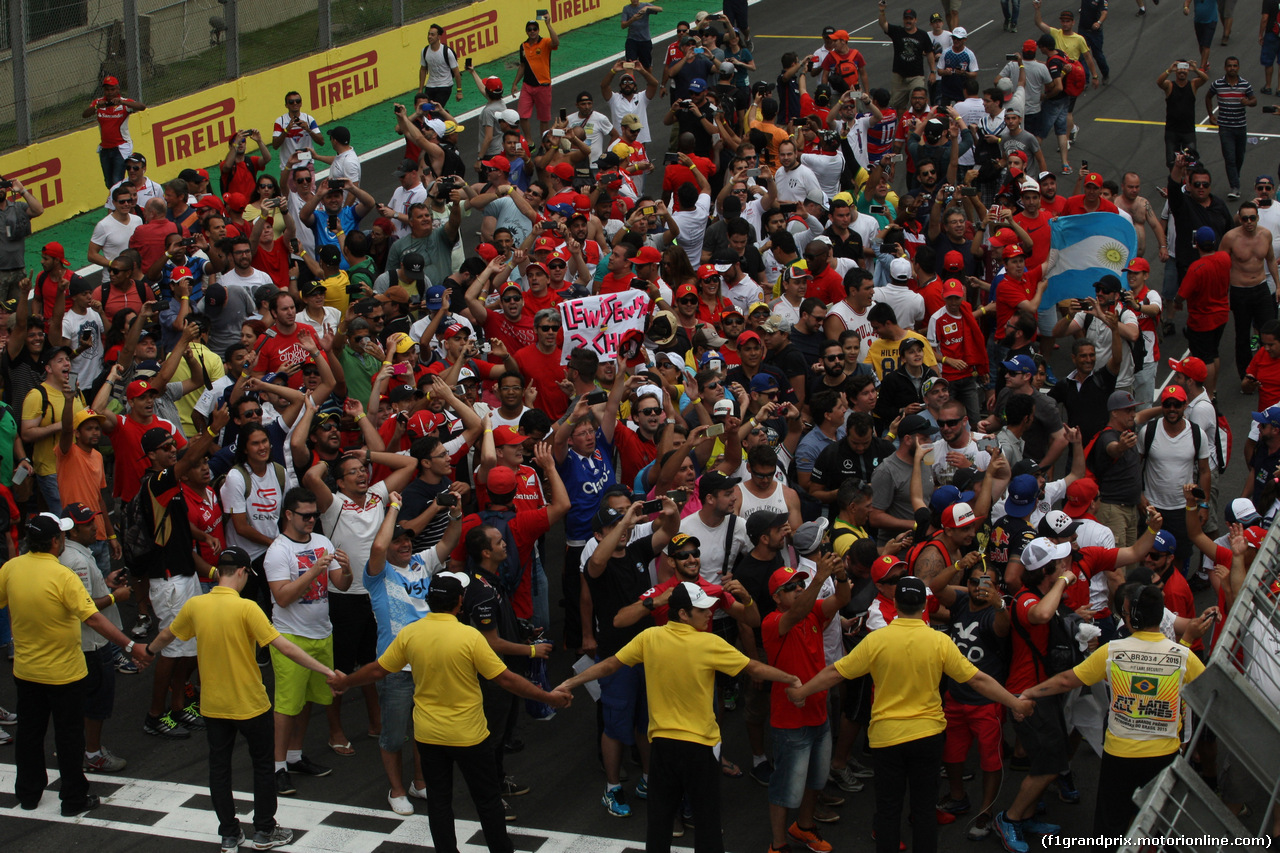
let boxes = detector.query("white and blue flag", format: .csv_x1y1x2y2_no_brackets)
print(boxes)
1042,212,1137,305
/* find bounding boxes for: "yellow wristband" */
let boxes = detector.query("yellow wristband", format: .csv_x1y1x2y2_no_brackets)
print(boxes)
743,597,754,608
391,502,401,510
206,427,217,438
886,432,896,440
529,644,537,659
180,296,189,301
1145,527,1158,537
382,361,392,366
485,428,493,433
356,412,366,421
106,534,117,540
107,593,115,606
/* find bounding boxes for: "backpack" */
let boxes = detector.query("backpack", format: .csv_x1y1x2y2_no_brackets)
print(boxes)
1063,55,1087,97
829,51,862,93
479,507,525,595
1011,588,1086,677
1188,396,1232,471
1140,419,1203,485
122,471,167,567
1081,312,1146,370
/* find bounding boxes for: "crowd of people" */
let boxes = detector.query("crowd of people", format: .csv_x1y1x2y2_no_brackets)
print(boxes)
2,3,1280,853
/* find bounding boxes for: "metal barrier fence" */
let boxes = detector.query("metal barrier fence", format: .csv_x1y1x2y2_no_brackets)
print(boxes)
0,0,460,152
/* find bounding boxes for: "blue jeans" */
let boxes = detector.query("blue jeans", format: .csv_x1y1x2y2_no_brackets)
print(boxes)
1218,125,1247,190
36,474,60,514
1001,0,1021,25
1040,97,1069,138
1084,30,1108,79
98,147,126,189
531,546,550,636
90,539,111,580
768,724,833,809
377,669,417,753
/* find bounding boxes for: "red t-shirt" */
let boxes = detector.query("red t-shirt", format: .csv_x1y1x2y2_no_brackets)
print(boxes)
993,265,1043,332
1063,546,1118,611
1013,210,1053,270
808,267,845,306
484,309,536,354
1178,251,1231,331
220,156,265,200
253,239,293,289
182,483,224,568
112,415,187,501
598,272,634,295
254,325,321,373
524,287,562,315
1062,195,1119,216
762,600,830,728
916,277,946,320
514,343,570,419
128,220,179,275
641,575,735,627
1008,588,1051,693
474,464,545,515
95,101,131,148
613,423,658,487
453,507,552,620
696,296,735,328
1247,347,1280,410
1042,194,1068,216
36,270,72,320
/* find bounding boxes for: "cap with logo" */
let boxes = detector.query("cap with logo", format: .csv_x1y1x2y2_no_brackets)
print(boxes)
768,566,812,595
1107,390,1137,411
698,471,742,499
895,576,929,609
1252,406,1280,427
666,532,701,556
669,580,718,614
1161,385,1188,404
870,555,907,584
1168,356,1207,383
941,502,979,529
792,518,829,555
1228,498,1262,526
1004,474,1040,518
429,571,471,597
1125,257,1151,273
1194,226,1218,245
1151,530,1177,555
1002,354,1037,375
1083,171,1104,187
1020,536,1072,571
1063,478,1100,518
1039,510,1082,539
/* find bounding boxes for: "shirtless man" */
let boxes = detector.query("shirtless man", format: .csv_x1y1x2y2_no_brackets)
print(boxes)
1116,172,1169,262
1222,200,1280,377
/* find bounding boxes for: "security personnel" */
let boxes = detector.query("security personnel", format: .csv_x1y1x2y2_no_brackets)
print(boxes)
1020,583,1204,837
788,576,1033,853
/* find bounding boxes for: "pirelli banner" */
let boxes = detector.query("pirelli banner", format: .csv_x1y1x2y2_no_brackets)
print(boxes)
2,0,613,231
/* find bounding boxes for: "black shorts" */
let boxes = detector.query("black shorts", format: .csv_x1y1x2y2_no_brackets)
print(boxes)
424,85,454,106
83,647,116,721
842,673,874,724
625,38,653,69
1010,692,1070,776
329,592,378,672
1184,324,1226,360
724,0,749,29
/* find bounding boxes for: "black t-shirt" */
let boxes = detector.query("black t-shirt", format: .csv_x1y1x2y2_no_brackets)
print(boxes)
766,344,808,381
586,538,656,656
2,345,42,409
727,363,793,405
461,567,522,665
733,549,784,644
931,232,977,277
1087,427,1144,504
886,25,935,78
1045,54,1069,102
823,227,864,261
811,436,895,491
401,477,453,552
945,589,1011,704
675,109,715,157
789,328,825,365
138,467,196,579
1048,365,1117,447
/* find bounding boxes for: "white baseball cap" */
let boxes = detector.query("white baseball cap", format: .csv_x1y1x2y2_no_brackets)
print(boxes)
1020,537,1072,571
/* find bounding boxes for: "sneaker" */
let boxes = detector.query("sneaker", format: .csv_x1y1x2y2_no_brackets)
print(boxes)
1010,24,1017,31
818,791,845,808
813,806,840,824
275,769,296,796
968,812,993,840
750,759,775,786
1228,190,1241,201
1060,164,1073,175
672,815,685,838
83,748,127,772
635,777,648,799
602,785,632,817
252,826,293,850
0,706,18,724
114,656,138,675
993,811,1029,853
408,783,427,800
936,808,957,824
176,703,205,730
501,776,530,796
1057,771,1080,804
938,795,971,814
682,798,694,824
1069,125,1079,144
846,758,874,778
130,615,151,639
0,728,11,745
1136,6,1146,13
828,764,865,792
1021,817,1061,835
503,798,517,822
61,794,100,816
143,712,191,739
788,822,832,853
1265,87,1274,95
220,829,245,853
287,754,331,777
387,790,413,816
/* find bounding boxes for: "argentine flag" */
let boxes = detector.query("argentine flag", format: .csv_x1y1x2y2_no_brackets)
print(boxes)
1042,212,1137,305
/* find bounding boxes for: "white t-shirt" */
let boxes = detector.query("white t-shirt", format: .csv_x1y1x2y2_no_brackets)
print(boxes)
264,532,338,639
329,149,362,185
1140,421,1210,510
800,152,845,200
1259,205,1280,288
288,190,316,254
671,193,713,267
930,436,991,484
567,111,616,163
725,275,764,314
990,476,1068,525
679,511,752,586
62,308,105,389
827,301,875,360
90,214,142,282
224,266,275,290
1079,517,1117,612
105,177,162,211
388,184,429,239
771,296,802,327
490,407,531,429
420,43,459,88
775,164,822,205
320,481,391,596
221,465,286,559
875,282,926,330
298,305,342,338
608,92,653,144
272,111,321,171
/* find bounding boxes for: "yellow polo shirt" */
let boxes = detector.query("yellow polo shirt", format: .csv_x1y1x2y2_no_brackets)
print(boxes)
1049,27,1090,61
21,383,84,476
169,585,281,720
834,616,978,748
616,621,749,746
0,551,99,684
378,612,507,747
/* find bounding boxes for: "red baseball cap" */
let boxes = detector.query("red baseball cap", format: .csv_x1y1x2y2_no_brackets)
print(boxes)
480,155,511,173
482,76,504,93
943,250,965,272
1002,244,1026,259
634,245,663,265
171,265,194,281
990,228,1020,248
1245,525,1267,549
41,242,69,267
697,263,722,280
737,330,763,347
407,410,445,437
1168,356,1208,383
1022,38,1038,52
223,191,249,211
492,426,526,447
1125,257,1151,273
574,193,593,213
870,555,907,584
768,566,812,595
533,235,558,252
126,379,156,400
941,502,979,529
1161,384,1188,403
549,162,574,181
441,323,468,340
1083,172,1104,187
941,278,966,298
475,243,500,262
193,195,225,213
1063,478,1100,518
675,282,699,300
487,466,519,495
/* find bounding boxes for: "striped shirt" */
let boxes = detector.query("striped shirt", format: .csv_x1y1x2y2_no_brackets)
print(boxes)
1209,76,1254,128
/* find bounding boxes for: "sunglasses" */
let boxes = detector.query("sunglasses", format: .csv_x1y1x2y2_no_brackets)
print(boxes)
672,549,700,560
296,177,313,184
723,316,744,324
501,294,523,303
1192,181,1211,188
938,417,964,427
758,391,778,400
638,407,662,416
1162,400,1185,408
1259,185,1274,190
678,297,699,305
1242,215,1259,222
750,469,773,480
286,99,302,105
115,199,135,206
240,408,263,418
258,183,275,190
823,354,844,361
749,426,765,436
547,261,567,269
316,421,340,431
127,165,144,171
538,324,560,332
293,511,320,520
777,581,803,594
702,275,722,282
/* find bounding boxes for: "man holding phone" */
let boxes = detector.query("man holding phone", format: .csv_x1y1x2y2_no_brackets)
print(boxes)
621,2,662,69
513,16,560,141
271,92,324,172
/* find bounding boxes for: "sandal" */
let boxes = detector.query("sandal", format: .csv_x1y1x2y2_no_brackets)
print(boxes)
719,756,743,777
328,740,356,756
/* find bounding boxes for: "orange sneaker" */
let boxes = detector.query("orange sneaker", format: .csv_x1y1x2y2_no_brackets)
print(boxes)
788,822,833,853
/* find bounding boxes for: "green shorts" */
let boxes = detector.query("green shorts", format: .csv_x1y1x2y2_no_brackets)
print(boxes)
271,633,333,715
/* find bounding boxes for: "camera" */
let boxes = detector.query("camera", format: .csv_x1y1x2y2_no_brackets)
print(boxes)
0,179,12,191
329,178,347,190
435,492,458,507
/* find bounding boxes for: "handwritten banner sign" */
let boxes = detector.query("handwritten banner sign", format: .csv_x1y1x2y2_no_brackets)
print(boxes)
558,291,651,364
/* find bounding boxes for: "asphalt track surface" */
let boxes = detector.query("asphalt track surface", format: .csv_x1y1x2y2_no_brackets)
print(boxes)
1,2,1273,850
